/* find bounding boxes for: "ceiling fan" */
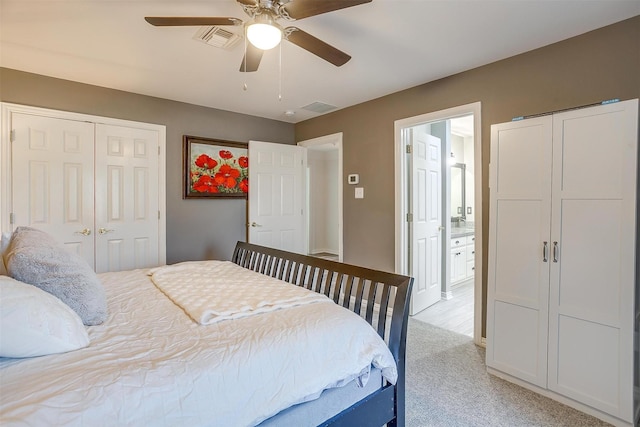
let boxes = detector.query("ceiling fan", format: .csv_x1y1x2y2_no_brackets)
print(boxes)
145,0,372,72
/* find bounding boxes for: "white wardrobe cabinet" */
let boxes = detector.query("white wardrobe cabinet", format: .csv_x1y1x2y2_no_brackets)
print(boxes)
1,103,167,273
486,99,638,426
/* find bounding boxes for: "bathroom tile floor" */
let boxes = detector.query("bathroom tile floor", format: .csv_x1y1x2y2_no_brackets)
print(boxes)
412,279,474,337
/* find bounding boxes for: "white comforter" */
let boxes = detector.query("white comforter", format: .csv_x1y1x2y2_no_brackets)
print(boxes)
150,261,328,324
0,265,397,427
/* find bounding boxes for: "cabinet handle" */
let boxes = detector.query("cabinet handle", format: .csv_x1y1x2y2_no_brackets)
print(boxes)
543,241,548,262
553,241,559,263
455,252,461,256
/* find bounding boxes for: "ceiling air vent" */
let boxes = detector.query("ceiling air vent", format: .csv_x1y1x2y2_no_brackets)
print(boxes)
301,102,337,114
193,26,241,50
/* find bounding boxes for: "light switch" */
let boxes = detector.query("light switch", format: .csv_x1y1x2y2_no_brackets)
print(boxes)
355,187,364,199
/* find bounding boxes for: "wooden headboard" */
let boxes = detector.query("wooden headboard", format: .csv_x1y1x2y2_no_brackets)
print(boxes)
232,241,413,427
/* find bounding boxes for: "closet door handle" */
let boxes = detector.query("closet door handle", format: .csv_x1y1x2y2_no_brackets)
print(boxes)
75,228,91,236
543,241,548,262
553,241,559,263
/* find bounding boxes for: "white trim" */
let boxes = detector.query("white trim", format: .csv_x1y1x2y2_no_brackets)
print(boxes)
298,133,344,262
0,102,167,266
394,102,483,345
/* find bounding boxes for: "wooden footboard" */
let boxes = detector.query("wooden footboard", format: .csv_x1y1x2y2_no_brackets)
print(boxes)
232,241,413,427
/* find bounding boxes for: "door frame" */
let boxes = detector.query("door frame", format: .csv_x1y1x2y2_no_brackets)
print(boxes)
394,102,482,345
298,133,344,262
0,102,167,265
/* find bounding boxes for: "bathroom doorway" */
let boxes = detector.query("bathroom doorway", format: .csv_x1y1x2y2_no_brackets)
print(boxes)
298,133,343,262
394,103,482,344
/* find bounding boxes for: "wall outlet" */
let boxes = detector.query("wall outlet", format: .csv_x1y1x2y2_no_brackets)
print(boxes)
467,207,472,214
355,187,364,199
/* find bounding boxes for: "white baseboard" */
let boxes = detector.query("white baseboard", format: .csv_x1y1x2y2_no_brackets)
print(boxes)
441,291,453,300
310,248,338,255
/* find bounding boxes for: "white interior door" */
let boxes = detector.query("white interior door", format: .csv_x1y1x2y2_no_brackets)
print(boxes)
10,113,96,266
94,124,160,273
409,129,442,314
248,141,306,254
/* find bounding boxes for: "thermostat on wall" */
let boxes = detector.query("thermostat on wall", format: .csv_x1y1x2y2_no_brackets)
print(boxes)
348,174,359,185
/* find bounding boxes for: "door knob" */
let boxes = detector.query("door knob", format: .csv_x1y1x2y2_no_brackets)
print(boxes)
249,222,261,227
438,226,445,231
98,228,114,235
75,228,91,236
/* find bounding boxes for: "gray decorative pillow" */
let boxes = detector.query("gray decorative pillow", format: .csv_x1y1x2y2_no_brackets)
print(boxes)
4,227,108,326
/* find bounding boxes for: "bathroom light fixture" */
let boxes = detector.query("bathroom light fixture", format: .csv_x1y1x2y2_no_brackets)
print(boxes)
246,13,282,50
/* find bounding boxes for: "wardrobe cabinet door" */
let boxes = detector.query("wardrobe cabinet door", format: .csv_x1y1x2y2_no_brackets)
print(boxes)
547,100,638,422
486,117,552,388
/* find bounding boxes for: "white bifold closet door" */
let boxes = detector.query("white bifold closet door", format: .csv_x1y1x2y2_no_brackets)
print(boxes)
10,112,161,273
94,124,159,273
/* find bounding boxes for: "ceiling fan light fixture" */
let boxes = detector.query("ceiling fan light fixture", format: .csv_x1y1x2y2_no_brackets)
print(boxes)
246,13,282,50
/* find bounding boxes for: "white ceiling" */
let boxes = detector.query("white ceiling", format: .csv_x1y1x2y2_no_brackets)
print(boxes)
1,1,638,123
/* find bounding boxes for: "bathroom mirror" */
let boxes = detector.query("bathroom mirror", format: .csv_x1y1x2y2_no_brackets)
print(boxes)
451,163,466,221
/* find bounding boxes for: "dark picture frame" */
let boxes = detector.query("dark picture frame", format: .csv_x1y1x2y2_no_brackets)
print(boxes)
183,135,248,199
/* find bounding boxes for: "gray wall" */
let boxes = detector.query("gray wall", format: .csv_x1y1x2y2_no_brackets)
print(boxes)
0,68,295,263
295,15,640,336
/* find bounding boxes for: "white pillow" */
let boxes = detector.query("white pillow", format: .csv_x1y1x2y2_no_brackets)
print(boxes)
0,275,90,358
0,231,11,276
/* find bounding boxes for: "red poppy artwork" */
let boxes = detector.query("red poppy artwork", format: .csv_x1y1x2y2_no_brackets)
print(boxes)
183,136,248,199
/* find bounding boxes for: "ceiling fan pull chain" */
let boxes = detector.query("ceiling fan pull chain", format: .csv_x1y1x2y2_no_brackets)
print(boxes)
243,25,248,91
278,42,282,101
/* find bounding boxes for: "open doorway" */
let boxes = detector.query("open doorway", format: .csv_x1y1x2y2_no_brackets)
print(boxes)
394,103,482,345
298,133,343,262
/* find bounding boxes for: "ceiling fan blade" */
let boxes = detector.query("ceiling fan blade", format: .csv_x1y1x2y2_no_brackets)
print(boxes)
284,27,351,67
145,17,242,27
239,43,264,72
281,0,372,20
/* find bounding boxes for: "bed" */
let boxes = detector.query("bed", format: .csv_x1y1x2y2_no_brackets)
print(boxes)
0,233,413,427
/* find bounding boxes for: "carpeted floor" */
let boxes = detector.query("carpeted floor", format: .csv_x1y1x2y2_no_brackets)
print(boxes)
405,319,612,427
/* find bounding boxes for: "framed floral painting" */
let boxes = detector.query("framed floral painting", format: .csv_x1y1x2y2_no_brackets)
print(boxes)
183,135,248,198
